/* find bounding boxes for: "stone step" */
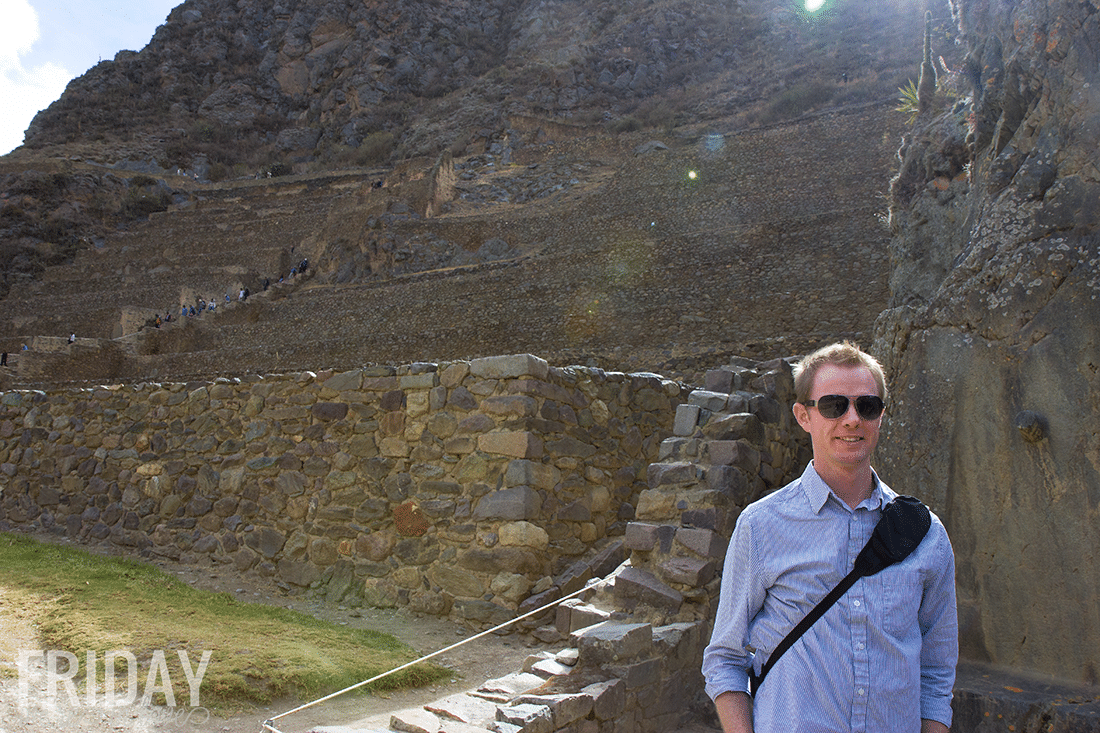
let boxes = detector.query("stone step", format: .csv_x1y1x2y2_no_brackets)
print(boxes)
424,693,502,727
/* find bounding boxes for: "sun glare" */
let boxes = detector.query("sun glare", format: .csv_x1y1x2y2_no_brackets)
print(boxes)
805,0,826,11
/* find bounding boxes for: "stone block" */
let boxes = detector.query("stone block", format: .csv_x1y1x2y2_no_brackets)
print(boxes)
451,599,513,625
646,462,697,487
497,703,553,733
425,692,500,726
657,556,715,587
544,435,598,458
473,486,541,521
705,440,761,474
675,527,727,560
430,565,485,599
571,620,654,665
701,412,764,443
487,723,522,733
556,500,590,522
681,506,719,531
474,672,547,701
522,651,559,673
490,567,532,603
471,354,549,380
529,658,575,679
380,437,409,457
556,600,610,635
688,390,729,412
606,657,662,689
613,567,683,614
277,558,320,587
511,692,593,727
461,547,541,575
659,437,697,461
499,520,550,550
704,368,737,394
322,369,362,392
634,489,676,520
400,372,438,390
439,719,495,733
653,622,704,665
582,679,625,721
390,707,442,733
311,402,349,421
673,404,701,436
749,394,782,424
705,465,751,502
504,459,561,490
481,395,539,417
625,522,676,553
589,540,626,577
554,559,592,595
479,432,543,459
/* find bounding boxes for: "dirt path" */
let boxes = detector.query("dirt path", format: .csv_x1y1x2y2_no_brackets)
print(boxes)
1,537,718,733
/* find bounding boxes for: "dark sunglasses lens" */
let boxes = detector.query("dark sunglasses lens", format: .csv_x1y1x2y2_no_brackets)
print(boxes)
855,396,885,419
816,395,849,418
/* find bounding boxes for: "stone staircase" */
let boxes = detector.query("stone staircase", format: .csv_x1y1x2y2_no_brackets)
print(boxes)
302,357,808,733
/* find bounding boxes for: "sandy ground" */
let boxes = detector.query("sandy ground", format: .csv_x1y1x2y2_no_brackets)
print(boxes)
0,540,719,733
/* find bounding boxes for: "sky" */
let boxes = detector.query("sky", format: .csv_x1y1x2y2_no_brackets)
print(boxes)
0,0,181,155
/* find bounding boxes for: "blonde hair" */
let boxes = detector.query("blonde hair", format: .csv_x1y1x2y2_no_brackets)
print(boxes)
793,341,887,404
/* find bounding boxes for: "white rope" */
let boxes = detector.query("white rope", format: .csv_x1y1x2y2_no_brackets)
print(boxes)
261,575,611,733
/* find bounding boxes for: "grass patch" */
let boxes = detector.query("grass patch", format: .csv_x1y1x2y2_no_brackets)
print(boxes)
0,533,449,710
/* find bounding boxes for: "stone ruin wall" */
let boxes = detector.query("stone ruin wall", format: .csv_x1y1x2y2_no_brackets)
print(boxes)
0,351,815,732
0,354,691,627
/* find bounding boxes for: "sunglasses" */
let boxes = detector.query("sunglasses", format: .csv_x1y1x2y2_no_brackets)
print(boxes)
802,394,885,420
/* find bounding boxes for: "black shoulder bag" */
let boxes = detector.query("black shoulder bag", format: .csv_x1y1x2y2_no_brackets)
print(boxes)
748,496,931,698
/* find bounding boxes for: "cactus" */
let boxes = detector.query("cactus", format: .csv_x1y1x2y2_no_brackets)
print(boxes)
918,10,937,114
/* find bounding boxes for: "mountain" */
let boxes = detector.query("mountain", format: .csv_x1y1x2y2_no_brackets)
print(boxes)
18,0,948,172
0,0,959,383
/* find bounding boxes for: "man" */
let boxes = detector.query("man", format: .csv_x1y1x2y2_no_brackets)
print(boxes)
702,341,957,732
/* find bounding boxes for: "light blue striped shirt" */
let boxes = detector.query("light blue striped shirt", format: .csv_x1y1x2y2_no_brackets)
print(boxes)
702,463,958,732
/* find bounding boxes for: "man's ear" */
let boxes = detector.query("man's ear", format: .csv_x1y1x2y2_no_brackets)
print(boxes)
792,401,811,432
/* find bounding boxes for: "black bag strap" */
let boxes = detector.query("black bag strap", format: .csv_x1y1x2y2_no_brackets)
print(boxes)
748,496,931,697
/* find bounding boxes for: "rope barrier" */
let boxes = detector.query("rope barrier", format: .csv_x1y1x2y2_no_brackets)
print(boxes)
261,574,612,733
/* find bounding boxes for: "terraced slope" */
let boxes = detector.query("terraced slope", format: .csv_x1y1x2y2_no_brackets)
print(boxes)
2,104,904,386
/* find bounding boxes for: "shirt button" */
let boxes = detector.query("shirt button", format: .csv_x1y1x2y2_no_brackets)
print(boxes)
857,643,865,650
853,600,861,607
858,688,866,696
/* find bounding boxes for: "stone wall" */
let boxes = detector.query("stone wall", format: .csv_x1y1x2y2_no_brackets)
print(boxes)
0,353,691,628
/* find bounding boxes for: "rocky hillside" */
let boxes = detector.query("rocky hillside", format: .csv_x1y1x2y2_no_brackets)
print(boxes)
874,0,1100,686
18,0,949,172
0,0,961,323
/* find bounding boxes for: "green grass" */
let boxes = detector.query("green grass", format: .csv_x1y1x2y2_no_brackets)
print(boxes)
0,533,449,710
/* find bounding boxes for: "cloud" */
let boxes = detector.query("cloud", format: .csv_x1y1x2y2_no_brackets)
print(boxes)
0,0,74,155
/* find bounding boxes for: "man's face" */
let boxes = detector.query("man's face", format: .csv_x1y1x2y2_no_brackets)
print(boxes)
793,363,883,476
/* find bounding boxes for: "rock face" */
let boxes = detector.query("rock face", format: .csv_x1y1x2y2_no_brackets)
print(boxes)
18,0,942,168
875,0,1100,684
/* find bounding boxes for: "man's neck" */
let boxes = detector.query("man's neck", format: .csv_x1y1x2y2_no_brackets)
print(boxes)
814,462,875,509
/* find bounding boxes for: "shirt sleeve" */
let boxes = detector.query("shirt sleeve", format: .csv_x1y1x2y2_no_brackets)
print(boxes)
702,510,765,701
918,519,959,727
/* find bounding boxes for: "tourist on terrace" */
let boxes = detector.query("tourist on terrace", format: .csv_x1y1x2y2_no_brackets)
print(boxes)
702,341,957,733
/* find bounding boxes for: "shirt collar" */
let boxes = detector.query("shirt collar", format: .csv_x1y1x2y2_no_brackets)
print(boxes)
801,461,886,514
